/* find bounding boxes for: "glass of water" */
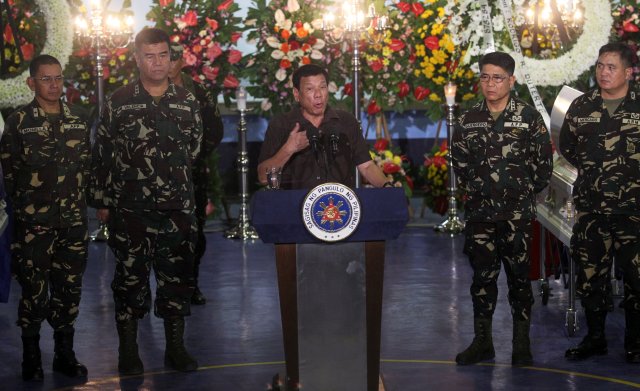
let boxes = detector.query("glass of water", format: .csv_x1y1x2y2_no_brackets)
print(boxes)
266,167,282,190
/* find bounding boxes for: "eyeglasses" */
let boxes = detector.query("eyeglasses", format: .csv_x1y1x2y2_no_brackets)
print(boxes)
479,74,509,84
33,76,64,84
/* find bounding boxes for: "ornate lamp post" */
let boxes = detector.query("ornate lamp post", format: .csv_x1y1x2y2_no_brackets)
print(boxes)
75,0,133,241
224,87,259,240
322,1,387,187
435,81,465,236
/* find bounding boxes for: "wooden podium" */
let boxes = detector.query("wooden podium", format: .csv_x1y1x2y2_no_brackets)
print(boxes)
252,188,408,390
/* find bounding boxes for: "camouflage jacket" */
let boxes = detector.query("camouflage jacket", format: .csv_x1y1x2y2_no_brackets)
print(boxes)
0,99,90,227
91,80,203,210
452,96,553,222
180,73,223,188
180,72,223,157
559,85,640,215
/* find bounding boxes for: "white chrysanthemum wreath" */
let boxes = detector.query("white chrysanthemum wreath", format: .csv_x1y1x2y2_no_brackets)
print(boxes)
446,0,613,86
0,0,73,109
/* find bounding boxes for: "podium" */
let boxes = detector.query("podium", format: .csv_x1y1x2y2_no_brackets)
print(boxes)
252,187,408,390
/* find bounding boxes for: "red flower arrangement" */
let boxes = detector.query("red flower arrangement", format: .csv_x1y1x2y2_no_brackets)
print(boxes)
369,139,413,198
612,1,640,82
354,2,423,113
147,0,243,104
419,141,450,215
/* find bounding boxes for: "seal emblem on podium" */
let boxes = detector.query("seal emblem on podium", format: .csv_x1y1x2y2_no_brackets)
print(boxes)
302,182,361,242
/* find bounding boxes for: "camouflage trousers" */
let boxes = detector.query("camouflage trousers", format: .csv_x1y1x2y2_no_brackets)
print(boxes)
571,213,640,312
11,222,88,333
193,174,207,280
463,220,534,320
108,208,197,322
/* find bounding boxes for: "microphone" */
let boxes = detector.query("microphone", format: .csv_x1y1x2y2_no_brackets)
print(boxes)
328,129,339,156
305,124,321,163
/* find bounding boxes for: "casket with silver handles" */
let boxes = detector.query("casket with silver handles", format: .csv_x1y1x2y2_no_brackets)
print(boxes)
535,85,582,336
536,85,582,246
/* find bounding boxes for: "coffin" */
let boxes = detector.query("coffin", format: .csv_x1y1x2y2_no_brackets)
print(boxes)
535,85,582,245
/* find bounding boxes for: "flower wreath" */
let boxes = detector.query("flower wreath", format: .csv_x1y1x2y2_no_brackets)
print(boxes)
446,0,613,86
0,0,73,109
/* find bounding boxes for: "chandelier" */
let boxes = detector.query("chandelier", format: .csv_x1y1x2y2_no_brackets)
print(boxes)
74,0,133,242
321,0,388,187
520,0,584,58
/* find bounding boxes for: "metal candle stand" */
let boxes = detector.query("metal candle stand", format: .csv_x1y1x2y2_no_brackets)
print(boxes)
224,106,259,240
322,2,388,188
75,3,133,242
435,84,465,236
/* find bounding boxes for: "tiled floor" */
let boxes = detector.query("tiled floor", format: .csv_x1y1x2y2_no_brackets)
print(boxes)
0,215,638,390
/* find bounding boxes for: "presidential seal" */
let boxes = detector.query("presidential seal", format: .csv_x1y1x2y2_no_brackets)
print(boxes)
302,182,361,242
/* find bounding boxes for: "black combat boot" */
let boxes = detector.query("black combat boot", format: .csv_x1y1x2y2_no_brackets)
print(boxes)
565,310,608,360
116,319,144,375
52,330,88,377
21,334,44,381
164,317,198,372
512,319,533,366
191,286,206,305
456,317,495,365
625,310,640,363
191,262,206,305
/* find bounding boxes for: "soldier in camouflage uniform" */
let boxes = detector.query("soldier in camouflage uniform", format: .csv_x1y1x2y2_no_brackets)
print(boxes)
169,43,224,305
452,52,553,366
0,55,89,381
560,42,640,363
91,28,203,375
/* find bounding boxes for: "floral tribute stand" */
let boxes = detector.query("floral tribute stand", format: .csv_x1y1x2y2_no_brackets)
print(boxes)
251,188,408,391
368,114,414,202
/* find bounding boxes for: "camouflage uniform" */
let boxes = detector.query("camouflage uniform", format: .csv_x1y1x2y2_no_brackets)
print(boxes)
91,80,203,322
452,96,553,320
559,86,640,314
0,99,90,333
179,73,223,276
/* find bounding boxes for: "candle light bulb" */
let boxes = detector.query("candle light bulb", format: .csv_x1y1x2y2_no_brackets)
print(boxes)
236,87,247,111
444,81,457,106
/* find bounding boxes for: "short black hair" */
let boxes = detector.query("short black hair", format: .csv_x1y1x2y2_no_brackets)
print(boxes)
479,51,516,75
134,27,170,52
170,43,183,61
292,64,329,90
29,54,61,77
598,42,636,68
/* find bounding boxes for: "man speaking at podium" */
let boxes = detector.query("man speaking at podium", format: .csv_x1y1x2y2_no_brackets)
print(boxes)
257,64,389,189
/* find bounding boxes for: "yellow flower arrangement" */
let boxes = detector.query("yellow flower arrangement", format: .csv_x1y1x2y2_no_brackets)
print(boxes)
409,0,479,120
370,139,414,198
419,141,450,215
